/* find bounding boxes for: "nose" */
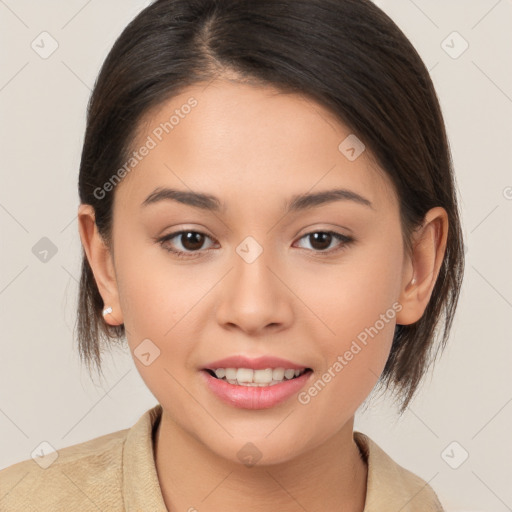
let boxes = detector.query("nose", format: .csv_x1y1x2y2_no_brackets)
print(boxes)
215,246,294,336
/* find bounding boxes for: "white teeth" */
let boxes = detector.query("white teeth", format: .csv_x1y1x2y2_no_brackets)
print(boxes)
272,367,285,381
253,368,273,383
284,369,295,380
215,368,226,379
236,368,254,383
225,368,237,380
211,367,308,386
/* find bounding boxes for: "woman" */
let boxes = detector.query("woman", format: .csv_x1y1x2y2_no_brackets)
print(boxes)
0,0,464,510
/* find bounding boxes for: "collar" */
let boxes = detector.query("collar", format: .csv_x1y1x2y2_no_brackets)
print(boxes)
122,404,441,511
122,404,167,511
354,431,443,511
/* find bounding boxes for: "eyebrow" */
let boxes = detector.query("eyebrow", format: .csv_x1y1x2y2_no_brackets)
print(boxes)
141,187,374,212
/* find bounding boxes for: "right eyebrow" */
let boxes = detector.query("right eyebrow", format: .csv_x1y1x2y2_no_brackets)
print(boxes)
141,187,223,211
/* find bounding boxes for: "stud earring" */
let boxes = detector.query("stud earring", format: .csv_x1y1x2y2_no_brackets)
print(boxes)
410,277,417,285
103,306,113,316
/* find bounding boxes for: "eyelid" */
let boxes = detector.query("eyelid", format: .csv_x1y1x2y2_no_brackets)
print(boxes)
294,222,353,238
293,230,353,253
157,227,354,258
156,229,218,257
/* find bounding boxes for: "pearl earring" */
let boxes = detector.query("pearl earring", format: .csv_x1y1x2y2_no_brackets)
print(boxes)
410,277,417,285
103,306,113,316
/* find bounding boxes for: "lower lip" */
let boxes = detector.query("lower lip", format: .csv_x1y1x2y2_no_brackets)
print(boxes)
200,370,313,409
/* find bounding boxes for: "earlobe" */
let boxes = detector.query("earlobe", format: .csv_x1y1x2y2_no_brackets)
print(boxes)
396,207,449,326
77,204,123,326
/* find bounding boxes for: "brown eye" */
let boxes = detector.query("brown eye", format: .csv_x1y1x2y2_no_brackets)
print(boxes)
308,232,333,251
295,231,353,253
158,229,354,259
158,230,216,257
180,232,206,251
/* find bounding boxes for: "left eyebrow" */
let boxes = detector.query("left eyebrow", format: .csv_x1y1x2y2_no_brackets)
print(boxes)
286,188,374,212
140,187,374,212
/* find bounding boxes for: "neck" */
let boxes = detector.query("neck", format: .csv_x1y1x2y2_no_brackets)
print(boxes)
153,410,368,512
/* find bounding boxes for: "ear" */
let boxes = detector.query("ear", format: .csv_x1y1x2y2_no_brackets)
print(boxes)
396,206,449,325
77,204,123,326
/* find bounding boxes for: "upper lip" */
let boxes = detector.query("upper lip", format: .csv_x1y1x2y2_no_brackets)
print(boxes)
203,355,310,371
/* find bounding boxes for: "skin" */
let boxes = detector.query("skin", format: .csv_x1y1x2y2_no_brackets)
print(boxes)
78,78,448,511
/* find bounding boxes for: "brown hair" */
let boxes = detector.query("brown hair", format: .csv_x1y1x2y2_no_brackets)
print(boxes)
76,0,464,414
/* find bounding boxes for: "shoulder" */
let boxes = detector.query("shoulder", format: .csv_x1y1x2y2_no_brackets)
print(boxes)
0,427,129,512
354,431,445,512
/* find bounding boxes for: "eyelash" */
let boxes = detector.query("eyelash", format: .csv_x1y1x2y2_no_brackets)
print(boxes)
156,229,354,259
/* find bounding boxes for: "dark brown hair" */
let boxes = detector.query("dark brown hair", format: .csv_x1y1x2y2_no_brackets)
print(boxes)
76,0,464,414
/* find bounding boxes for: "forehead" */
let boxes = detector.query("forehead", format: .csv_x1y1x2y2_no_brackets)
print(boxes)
116,79,396,212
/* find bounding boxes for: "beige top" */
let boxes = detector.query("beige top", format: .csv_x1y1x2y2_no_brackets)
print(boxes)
0,404,445,511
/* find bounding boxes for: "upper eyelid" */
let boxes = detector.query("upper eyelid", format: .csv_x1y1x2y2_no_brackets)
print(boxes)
160,228,351,249
161,228,349,239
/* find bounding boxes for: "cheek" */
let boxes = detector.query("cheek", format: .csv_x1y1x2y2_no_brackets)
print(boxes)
294,241,403,408
114,238,220,389
296,237,403,339
115,233,199,334
115,258,198,404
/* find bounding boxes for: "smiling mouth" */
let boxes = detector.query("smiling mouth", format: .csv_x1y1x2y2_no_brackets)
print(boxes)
204,367,313,387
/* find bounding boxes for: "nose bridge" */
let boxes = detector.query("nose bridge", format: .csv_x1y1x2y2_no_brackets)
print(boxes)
215,234,292,332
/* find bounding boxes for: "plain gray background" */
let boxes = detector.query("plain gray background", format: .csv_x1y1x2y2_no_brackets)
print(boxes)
1,1,511,510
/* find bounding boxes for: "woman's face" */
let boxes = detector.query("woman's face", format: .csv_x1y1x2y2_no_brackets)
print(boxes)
106,79,411,463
